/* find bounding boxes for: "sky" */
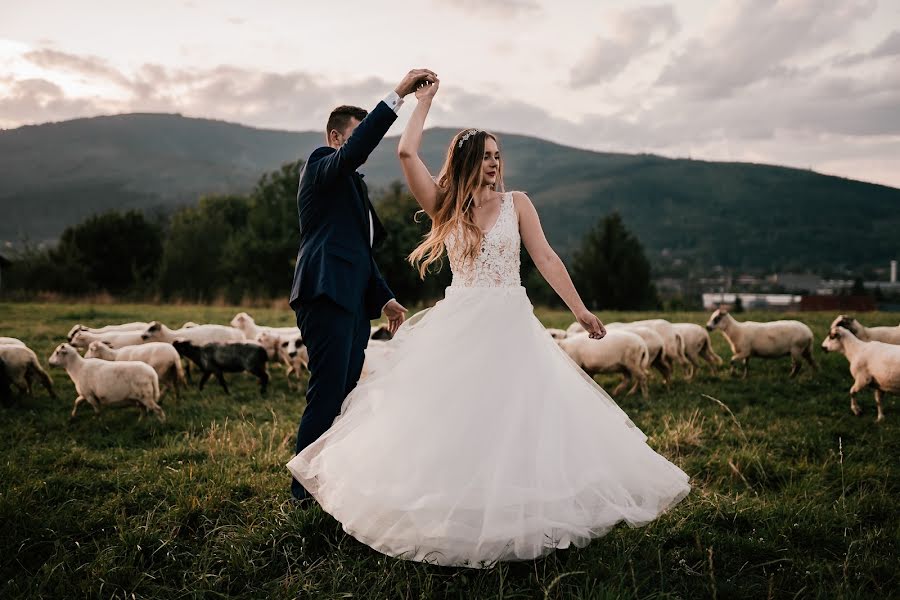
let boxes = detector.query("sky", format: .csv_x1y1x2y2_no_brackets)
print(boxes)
1,0,899,188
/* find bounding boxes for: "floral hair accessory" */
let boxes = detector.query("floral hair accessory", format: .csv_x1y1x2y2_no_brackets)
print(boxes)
458,129,479,148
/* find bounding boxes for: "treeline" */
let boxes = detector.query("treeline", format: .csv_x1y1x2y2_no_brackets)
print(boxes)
5,160,658,310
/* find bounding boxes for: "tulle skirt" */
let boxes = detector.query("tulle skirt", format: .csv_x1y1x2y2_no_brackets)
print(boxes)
286,286,690,567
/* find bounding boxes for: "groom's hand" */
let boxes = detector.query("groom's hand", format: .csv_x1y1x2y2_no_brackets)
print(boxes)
383,299,408,335
395,69,437,98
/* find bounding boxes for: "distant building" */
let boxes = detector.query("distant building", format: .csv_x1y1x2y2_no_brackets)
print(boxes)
702,292,801,311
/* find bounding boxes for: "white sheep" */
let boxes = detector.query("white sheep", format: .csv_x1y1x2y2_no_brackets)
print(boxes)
283,334,309,380
672,322,723,379
140,321,245,345
85,341,185,397
628,319,689,374
67,322,149,341
0,337,26,346
558,330,649,398
255,330,286,363
70,329,148,350
830,315,900,345
0,344,56,398
48,343,163,421
606,323,671,384
230,312,298,340
546,328,568,340
706,308,816,378
821,326,900,422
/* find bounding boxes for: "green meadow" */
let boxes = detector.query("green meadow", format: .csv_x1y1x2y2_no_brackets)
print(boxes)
1,303,897,599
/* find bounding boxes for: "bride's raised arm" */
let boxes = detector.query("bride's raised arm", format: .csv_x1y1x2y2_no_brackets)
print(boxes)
397,79,441,217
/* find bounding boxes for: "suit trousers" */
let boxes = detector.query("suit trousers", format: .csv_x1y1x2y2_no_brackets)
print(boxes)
291,295,370,500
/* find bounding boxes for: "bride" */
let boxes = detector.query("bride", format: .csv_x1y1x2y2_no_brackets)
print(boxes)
286,78,691,567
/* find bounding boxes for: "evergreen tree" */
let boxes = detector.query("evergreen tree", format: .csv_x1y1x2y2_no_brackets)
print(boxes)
571,212,658,310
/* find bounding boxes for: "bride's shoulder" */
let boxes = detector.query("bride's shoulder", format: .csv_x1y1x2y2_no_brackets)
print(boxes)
506,190,533,209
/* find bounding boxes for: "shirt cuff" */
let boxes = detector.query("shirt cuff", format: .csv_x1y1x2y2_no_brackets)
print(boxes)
382,298,395,313
383,90,404,114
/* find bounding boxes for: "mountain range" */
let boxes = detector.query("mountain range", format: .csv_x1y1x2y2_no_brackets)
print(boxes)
2,112,897,272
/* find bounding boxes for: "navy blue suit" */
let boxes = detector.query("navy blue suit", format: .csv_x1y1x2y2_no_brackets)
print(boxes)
289,100,398,500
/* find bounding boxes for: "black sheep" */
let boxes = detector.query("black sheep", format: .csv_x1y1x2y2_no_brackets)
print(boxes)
172,340,269,395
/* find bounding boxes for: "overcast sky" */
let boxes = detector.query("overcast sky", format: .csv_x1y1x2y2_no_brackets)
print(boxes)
2,0,899,187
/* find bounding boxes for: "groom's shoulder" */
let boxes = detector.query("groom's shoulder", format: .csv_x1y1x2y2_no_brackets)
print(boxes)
308,146,336,162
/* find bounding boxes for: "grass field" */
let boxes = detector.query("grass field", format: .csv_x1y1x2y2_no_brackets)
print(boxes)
1,302,898,599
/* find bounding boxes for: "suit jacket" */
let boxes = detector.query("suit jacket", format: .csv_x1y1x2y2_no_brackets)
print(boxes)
289,100,397,320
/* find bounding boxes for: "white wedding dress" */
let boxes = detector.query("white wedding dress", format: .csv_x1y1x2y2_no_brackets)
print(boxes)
286,191,690,567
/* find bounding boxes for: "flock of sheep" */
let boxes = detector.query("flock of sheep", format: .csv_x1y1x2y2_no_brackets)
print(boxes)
1,309,898,423
552,309,900,422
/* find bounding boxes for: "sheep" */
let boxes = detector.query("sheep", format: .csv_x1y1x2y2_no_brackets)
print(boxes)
569,318,688,376
85,341,185,397
255,330,285,362
0,337,26,346
70,329,148,350
566,321,587,336
140,321,245,345
830,315,900,345
558,330,649,398
821,326,900,422
172,339,269,395
546,328,568,340
606,323,672,384
282,334,309,380
706,308,816,378
0,343,56,398
48,343,164,421
67,322,149,341
230,312,298,340
672,322,723,379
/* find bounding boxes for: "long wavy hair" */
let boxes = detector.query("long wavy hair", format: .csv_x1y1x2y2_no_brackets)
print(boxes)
408,129,505,278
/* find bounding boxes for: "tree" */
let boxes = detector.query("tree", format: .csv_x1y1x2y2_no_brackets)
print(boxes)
570,212,658,310
372,182,451,306
56,210,162,294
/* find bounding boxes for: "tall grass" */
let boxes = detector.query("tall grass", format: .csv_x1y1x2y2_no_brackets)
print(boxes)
1,303,897,599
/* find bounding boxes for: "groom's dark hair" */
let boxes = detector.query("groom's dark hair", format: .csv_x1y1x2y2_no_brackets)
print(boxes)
326,105,367,136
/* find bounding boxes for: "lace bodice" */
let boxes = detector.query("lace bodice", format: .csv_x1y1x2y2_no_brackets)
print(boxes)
445,191,521,288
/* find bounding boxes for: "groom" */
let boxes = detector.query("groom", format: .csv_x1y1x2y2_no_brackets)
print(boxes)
288,68,437,503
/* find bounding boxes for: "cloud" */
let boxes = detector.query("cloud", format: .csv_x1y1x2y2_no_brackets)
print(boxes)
657,0,878,98
835,29,900,66
24,48,132,89
570,4,679,87
0,78,105,125
433,0,540,17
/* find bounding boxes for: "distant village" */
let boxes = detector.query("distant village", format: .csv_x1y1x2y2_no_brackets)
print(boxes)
656,260,900,312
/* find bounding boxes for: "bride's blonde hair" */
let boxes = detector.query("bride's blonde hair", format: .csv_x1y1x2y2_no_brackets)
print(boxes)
408,129,505,278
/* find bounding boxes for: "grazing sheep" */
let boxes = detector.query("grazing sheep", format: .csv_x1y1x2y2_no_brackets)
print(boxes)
606,323,672,384
70,329,148,350
230,312,298,340
370,324,393,341
0,344,56,398
67,322,149,341
822,326,900,422
85,341,185,397
255,330,286,362
48,343,163,421
672,322,723,379
558,331,650,398
0,337,26,346
830,315,900,345
706,308,816,378
282,334,309,380
172,340,269,395
546,328,568,340
627,319,689,374
141,321,245,345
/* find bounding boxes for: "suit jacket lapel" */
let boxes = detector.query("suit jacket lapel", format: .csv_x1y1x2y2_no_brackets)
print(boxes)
355,173,387,248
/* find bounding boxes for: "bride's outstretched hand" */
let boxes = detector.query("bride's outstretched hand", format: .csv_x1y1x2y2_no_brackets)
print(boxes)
576,309,606,340
415,77,439,100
